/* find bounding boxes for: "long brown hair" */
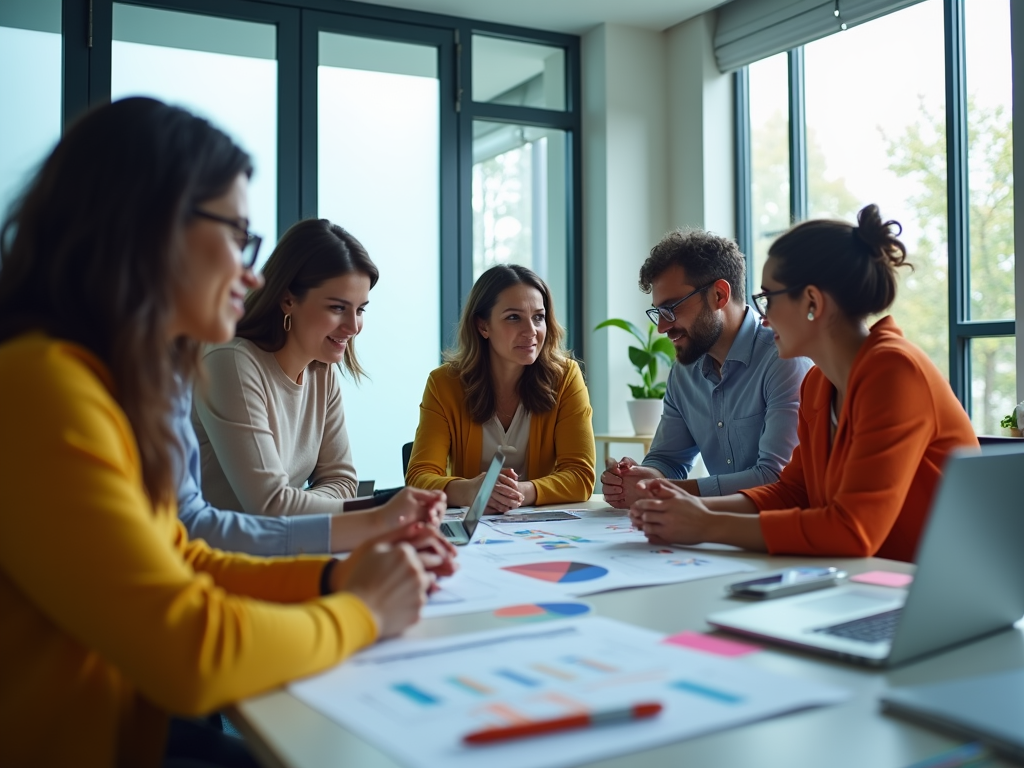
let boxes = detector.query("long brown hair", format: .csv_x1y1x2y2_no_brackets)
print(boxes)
0,97,252,505
236,219,378,380
445,264,570,422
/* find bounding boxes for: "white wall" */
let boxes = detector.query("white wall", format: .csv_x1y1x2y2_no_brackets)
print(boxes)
667,12,735,239
581,12,734,446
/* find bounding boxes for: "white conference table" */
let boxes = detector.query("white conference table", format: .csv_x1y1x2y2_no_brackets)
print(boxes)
228,501,1023,768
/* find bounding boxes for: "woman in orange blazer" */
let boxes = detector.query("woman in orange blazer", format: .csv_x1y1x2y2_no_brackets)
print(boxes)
407,265,596,513
629,204,977,562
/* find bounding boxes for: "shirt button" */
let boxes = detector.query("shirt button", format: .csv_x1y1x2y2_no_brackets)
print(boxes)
727,459,732,465
718,421,723,427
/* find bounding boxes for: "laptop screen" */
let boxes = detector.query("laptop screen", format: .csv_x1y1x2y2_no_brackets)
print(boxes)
462,450,506,540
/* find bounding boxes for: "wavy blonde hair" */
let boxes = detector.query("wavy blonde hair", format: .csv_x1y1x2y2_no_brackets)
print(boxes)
445,264,571,423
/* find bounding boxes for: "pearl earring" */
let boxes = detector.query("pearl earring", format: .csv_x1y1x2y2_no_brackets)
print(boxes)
807,310,815,321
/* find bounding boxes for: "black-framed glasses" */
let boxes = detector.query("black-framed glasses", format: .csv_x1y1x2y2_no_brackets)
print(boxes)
645,281,716,324
751,286,805,318
192,209,262,269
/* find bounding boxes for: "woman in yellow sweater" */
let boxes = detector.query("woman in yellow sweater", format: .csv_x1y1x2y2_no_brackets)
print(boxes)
0,97,453,768
406,264,596,512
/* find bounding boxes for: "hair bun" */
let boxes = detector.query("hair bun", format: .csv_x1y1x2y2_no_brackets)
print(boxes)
854,203,908,268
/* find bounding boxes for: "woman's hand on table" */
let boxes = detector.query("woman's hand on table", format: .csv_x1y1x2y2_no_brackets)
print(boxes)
628,478,713,546
334,524,433,637
374,487,446,530
629,479,767,552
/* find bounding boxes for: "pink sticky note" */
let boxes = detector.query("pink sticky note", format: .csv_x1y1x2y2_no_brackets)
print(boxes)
663,630,760,657
850,570,914,588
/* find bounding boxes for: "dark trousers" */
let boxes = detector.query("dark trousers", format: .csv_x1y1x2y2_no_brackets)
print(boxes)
163,715,261,768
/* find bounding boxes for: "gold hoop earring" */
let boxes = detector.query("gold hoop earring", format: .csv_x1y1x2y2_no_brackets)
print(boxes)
283,314,292,332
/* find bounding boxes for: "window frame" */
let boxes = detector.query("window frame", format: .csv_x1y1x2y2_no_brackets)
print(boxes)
62,0,584,358
734,0,1018,420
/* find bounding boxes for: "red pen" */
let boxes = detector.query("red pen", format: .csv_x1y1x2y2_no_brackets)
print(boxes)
463,702,663,745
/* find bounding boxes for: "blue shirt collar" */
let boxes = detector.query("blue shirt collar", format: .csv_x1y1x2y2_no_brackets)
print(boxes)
698,305,758,377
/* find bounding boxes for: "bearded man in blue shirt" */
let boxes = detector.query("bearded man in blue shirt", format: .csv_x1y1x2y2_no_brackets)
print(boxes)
602,229,810,508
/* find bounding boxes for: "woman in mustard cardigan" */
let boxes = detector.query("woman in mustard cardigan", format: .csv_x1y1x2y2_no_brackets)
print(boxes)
407,265,596,512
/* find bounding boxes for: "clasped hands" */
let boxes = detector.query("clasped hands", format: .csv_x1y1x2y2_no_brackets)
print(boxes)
602,457,712,545
477,467,537,514
337,488,458,637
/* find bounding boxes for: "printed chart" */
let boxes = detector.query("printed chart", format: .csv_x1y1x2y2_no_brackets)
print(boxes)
458,517,756,597
503,561,609,584
423,565,564,619
290,617,849,768
493,603,592,623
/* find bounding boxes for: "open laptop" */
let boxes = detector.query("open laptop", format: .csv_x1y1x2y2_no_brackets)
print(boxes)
439,450,505,545
708,445,1024,667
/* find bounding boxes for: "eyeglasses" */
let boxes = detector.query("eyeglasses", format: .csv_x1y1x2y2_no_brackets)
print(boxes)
751,286,805,318
192,209,262,269
645,282,716,325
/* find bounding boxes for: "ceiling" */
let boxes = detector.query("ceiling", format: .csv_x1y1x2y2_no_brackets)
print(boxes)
349,0,729,36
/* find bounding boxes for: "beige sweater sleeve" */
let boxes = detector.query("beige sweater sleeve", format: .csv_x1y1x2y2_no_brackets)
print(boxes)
194,340,358,517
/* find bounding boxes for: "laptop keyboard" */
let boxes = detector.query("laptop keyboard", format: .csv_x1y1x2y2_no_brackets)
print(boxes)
441,522,455,537
814,608,903,644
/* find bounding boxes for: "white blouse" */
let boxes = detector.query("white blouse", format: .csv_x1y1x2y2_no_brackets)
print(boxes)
480,403,531,478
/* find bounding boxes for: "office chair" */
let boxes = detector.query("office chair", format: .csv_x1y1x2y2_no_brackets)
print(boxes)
402,441,413,477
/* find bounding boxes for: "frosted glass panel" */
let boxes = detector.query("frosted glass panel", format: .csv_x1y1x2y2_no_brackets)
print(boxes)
111,4,278,257
0,0,61,224
318,32,441,488
472,121,567,327
472,36,565,110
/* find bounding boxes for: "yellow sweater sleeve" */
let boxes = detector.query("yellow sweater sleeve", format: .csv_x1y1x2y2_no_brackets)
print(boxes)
0,336,378,717
531,360,597,505
406,367,460,491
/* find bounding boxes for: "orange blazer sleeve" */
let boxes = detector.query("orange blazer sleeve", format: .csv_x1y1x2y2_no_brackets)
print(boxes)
755,349,954,557
530,360,596,505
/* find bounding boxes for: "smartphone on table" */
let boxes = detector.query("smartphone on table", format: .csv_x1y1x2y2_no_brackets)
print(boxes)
726,566,847,600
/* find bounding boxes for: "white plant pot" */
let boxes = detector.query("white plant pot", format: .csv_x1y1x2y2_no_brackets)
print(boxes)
627,399,663,436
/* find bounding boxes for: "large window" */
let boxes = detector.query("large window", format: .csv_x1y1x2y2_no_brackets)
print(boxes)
35,1,580,486
738,0,1017,434
805,0,948,381
466,34,580,349
110,4,279,258
316,30,442,488
964,0,1015,433
747,52,790,289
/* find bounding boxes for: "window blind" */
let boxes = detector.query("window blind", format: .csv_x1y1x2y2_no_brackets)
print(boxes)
714,0,926,72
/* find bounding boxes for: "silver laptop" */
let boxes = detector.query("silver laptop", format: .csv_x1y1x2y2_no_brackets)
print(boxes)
708,445,1024,667
439,450,505,545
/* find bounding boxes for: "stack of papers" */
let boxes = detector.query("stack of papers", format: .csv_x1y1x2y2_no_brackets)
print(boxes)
291,616,850,768
423,513,755,617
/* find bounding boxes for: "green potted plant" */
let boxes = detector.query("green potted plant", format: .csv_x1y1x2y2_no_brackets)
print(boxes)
1000,409,1022,437
594,318,675,435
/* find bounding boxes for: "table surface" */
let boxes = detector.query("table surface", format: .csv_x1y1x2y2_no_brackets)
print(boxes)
229,502,1022,768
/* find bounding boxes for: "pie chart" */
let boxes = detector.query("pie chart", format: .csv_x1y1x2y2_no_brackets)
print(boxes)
493,602,592,622
502,561,609,583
